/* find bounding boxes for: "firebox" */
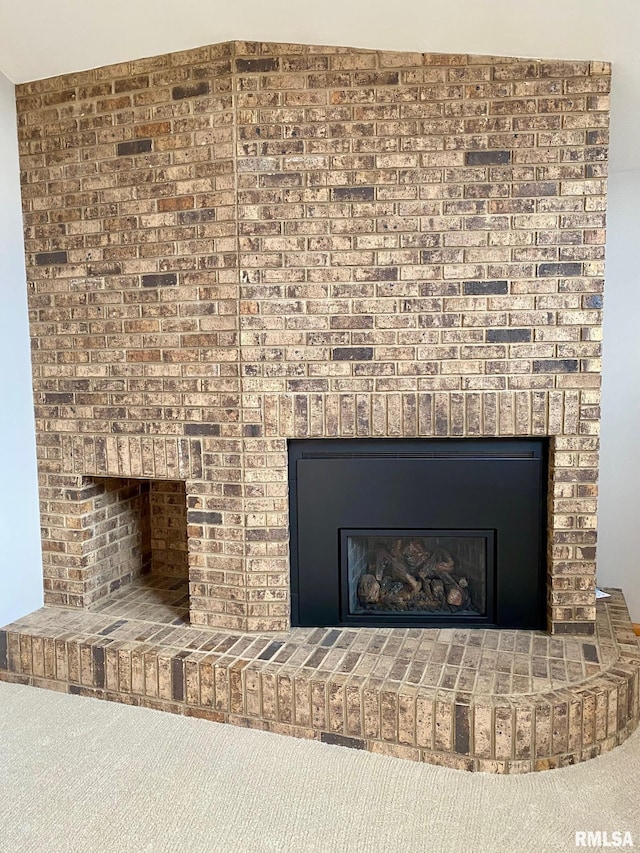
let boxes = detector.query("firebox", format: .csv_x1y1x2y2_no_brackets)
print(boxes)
289,439,547,630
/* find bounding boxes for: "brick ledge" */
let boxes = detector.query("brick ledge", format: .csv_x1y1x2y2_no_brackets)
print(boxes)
1,592,637,773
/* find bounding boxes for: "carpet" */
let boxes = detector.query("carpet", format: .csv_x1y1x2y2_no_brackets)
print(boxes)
0,681,638,852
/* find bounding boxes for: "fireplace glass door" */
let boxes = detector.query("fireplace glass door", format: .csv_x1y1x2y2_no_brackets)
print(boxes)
343,530,493,620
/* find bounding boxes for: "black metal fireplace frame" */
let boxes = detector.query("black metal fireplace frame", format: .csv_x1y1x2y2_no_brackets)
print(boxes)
288,438,548,630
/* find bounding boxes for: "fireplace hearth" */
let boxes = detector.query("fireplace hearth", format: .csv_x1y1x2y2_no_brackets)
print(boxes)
289,439,546,630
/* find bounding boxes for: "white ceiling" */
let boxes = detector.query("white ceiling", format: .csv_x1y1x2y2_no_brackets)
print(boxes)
0,0,620,84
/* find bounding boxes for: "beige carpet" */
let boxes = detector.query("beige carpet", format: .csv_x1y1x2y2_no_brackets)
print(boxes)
0,681,638,853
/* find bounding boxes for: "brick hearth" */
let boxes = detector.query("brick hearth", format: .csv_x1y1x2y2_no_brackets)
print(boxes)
0,589,637,772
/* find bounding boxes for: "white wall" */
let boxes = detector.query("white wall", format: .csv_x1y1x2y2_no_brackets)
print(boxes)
0,0,638,620
0,70,43,625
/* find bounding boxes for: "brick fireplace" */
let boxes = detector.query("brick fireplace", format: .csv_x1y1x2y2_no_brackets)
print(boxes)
19,40,608,635
5,40,638,773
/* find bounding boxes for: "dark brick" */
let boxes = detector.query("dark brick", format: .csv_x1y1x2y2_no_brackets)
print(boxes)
354,71,400,86
578,547,597,560
92,646,105,688
172,82,211,100
582,643,599,663
332,347,374,361
0,632,6,670
538,263,582,277
354,266,398,281
178,209,217,224
331,187,375,202
583,294,603,309
42,393,74,405
286,379,330,392
43,90,77,107
184,423,220,436
512,182,558,197
435,414,449,434
487,328,531,343
257,641,285,661
532,658,549,678
116,139,152,156
235,58,280,73
98,619,127,636
190,439,203,479
454,703,470,754
114,75,150,93
242,424,263,437
533,359,579,373
60,379,90,391
464,150,511,165
463,280,508,295
187,510,223,525
553,621,595,635
281,56,329,73
447,645,464,666
587,130,608,145
142,273,178,288
305,648,329,669
319,732,367,750
64,487,98,502
213,635,244,654
35,251,68,266
223,484,242,498
321,629,341,647
586,146,608,162
171,655,186,702
246,528,288,542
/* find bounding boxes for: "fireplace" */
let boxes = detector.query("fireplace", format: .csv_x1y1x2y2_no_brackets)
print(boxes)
15,39,609,636
289,439,546,629
5,39,640,775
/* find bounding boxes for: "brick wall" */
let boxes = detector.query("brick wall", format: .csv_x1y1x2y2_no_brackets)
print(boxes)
40,477,151,607
17,40,610,633
150,480,188,577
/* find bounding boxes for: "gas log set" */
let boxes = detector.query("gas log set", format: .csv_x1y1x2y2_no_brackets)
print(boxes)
354,537,482,615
